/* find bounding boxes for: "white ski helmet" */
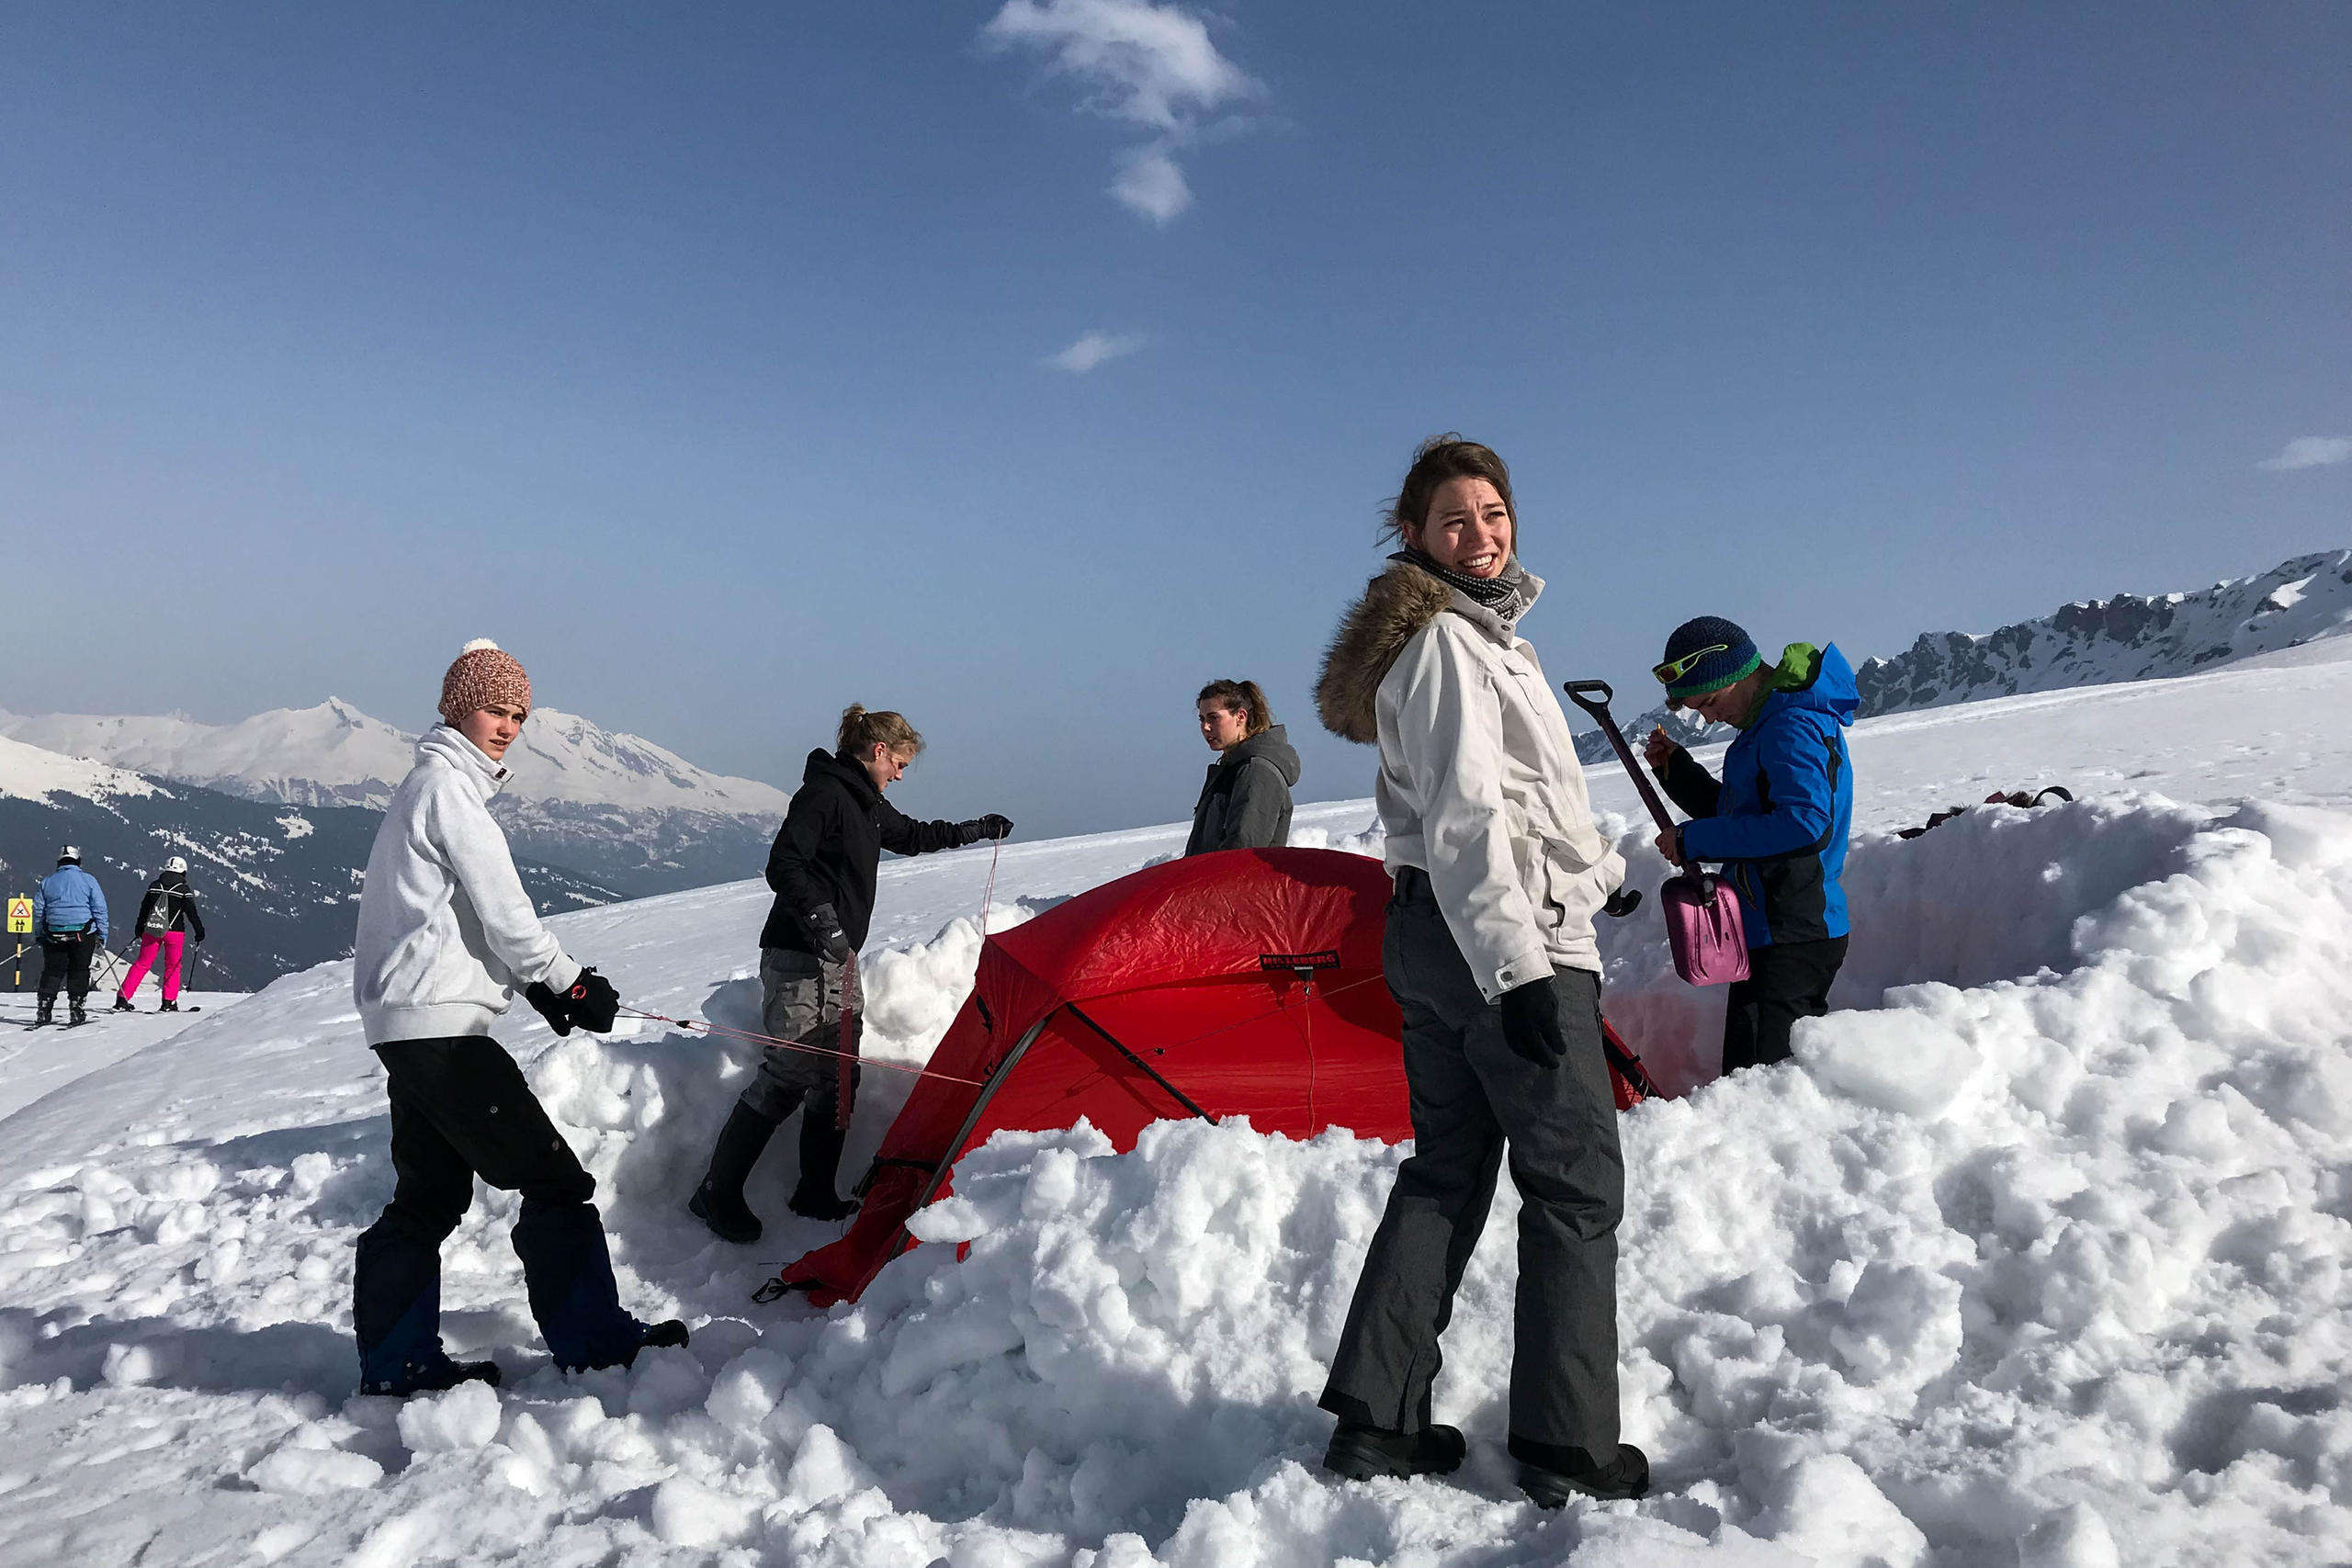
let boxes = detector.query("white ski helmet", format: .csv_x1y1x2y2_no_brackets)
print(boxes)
57,844,80,864
164,855,189,874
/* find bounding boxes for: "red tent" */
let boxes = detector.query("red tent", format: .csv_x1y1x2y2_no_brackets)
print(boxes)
763,846,1657,1308
765,848,1412,1306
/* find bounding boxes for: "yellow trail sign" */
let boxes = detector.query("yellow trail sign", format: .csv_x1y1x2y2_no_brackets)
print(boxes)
5,897,29,935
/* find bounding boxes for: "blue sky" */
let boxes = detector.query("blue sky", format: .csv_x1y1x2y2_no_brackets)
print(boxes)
3,3,2346,838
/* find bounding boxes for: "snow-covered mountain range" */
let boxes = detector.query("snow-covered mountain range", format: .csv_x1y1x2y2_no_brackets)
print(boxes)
0,734,617,989
0,700,792,899
1576,547,2352,765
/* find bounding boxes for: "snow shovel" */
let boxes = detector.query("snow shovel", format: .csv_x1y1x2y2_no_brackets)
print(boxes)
1562,680,1749,987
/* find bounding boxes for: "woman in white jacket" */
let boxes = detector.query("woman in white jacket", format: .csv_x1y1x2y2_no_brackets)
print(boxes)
1312,437,1646,1505
349,640,685,1396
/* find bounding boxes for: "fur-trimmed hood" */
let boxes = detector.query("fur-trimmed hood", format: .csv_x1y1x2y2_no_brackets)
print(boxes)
1317,560,1544,743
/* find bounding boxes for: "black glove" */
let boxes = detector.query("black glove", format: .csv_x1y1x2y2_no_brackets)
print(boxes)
525,979,575,1037
804,903,854,964
1497,976,1568,1070
564,966,620,1033
957,814,1013,844
1601,886,1643,919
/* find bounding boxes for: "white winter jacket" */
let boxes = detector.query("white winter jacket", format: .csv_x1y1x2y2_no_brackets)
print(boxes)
353,727,580,1044
1317,561,1624,999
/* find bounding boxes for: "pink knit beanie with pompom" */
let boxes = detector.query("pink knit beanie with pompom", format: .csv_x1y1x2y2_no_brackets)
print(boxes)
438,638,532,726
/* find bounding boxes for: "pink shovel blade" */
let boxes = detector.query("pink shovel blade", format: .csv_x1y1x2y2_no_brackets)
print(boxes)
1661,873,1750,986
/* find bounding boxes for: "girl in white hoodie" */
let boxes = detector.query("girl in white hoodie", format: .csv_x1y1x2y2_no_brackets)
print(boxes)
349,640,684,1396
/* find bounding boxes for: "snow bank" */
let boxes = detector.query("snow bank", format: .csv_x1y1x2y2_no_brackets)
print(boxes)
0,756,2348,1561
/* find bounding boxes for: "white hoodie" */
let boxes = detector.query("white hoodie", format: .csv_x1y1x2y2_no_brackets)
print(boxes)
353,727,581,1044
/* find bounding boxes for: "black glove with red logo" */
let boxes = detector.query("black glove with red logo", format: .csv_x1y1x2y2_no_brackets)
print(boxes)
526,965,622,1036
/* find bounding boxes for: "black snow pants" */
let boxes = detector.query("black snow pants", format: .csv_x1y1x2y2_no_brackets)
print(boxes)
38,932,96,1007
1720,934,1848,1075
1319,868,1625,1459
354,1035,642,1380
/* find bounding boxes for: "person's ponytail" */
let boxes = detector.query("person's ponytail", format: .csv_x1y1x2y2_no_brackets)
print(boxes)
837,705,924,760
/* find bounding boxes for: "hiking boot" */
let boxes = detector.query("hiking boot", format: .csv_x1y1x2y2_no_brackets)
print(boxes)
1322,1421,1467,1482
688,1102,778,1244
689,1178,763,1244
159,1000,179,1013
360,1354,502,1399
787,1185,858,1223
112,997,136,1013
1510,1438,1650,1506
564,1318,690,1373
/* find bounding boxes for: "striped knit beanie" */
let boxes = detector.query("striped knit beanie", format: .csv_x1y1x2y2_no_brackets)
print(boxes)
438,638,532,726
1657,616,1760,707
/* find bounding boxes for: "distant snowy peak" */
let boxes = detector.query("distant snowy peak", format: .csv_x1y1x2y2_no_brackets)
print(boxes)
0,732,159,806
0,699,790,818
1854,549,2352,716
497,707,790,815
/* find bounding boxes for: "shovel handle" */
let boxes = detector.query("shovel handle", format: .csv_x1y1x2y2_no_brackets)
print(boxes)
1564,678,1686,854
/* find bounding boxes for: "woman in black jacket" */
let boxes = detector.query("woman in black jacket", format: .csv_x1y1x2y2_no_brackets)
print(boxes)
690,705,1012,1241
1183,679,1300,856
113,854,208,1013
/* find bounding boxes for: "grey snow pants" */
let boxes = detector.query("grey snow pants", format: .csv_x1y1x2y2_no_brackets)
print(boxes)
736,947,861,1124
1318,869,1625,1456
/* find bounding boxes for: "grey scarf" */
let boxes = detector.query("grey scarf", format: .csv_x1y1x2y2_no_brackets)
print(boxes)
1392,549,1533,627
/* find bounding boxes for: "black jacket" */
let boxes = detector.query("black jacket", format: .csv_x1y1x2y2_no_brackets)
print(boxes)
134,874,207,942
758,749,967,954
1183,725,1301,856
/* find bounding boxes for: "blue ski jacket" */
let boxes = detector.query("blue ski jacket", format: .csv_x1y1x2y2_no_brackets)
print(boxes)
34,864,109,943
1663,642,1857,947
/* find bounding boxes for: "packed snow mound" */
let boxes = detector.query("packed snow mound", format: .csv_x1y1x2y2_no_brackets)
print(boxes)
0,780,2346,1564
0,697,790,817
1854,548,2352,716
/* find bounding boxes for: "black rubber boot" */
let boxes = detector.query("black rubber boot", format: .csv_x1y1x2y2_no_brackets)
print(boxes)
787,1111,857,1222
1510,1438,1651,1506
1322,1422,1467,1481
688,1102,780,1244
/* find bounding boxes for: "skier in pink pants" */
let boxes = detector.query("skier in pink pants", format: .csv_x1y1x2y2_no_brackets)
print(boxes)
115,856,208,1013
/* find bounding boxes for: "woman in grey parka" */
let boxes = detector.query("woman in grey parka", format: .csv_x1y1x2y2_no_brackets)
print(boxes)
1183,679,1299,855
1310,435,1645,1506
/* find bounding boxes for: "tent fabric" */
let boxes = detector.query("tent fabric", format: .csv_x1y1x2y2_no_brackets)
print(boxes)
770,848,1412,1306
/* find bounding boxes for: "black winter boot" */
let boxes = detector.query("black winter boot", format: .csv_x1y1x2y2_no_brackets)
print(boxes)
159,999,179,1013
33,999,53,1027
113,997,135,1013
68,1002,88,1027
1510,1437,1651,1506
787,1111,858,1222
1323,1421,1467,1482
688,1102,780,1244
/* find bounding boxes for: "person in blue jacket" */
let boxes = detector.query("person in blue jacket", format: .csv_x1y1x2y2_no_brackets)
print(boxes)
1641,617,1857,1075
32,845,109,1027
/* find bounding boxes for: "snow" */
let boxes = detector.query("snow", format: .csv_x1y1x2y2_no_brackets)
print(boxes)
0,654,2347,1565
0,730,158,805
0,992,243,1123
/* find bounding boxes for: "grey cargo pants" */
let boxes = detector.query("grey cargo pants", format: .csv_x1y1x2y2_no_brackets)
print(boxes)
1318,870,1625,1455
737,948,862,1124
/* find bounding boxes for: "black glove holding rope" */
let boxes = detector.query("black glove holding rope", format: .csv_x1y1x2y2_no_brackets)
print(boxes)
956,814,1014,845
526,965,622,1036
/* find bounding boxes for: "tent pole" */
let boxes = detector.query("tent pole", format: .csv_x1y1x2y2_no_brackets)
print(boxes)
1063,1003,1219,1125
908,1010,1060,1216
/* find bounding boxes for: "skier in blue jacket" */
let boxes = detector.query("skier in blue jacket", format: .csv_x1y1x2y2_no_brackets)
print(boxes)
32,846,109,1027
1641,617,1857,1075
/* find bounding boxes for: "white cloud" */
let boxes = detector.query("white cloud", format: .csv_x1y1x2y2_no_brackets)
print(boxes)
2258,435,2352,472
981,0,1260,224
1046,331,1148,374
1109,147,1192,223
